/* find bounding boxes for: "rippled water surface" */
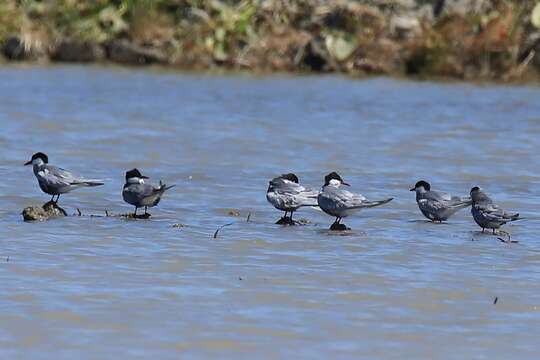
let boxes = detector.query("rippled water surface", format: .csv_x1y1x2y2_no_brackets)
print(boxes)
1,65,540,359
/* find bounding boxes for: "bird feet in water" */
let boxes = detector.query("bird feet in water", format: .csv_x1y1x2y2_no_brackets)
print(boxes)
330,222,350,231
276,216,295,225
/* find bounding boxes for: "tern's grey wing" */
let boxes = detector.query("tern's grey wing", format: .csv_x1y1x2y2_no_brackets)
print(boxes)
422,190,471,206
43,164,79,183
48,165,104,186
274,180,306,194
293,187,319,207
481,202,518,221
46,164,103,185
449,195,472,204
283,183,318,198
38,167,73,188
270,179,318,206
325,187,367,208
424,190,452,201
276,186,318,208
418,198,446,212
419,192,471,221
340,189,368,207
123,183,157,205
137,183,157,198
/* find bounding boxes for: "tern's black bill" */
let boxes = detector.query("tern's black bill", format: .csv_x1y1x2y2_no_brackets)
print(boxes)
409,188,415,191
141,176,149,179
342,182,351,186
24,160,32,166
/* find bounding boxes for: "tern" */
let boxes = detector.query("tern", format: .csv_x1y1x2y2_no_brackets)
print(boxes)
122,168,175,217
24,152,104,204
266,173,318,225
410,180,472,222
470,186,519,234
318,172,393,230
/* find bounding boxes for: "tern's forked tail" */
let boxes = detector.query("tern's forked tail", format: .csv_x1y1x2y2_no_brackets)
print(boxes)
363,197,394,208
451,198,473,209
507,213,520,221
75,179,104,187
158,181,176,193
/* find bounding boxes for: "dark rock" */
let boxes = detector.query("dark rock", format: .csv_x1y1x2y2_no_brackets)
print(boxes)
329,223,350,231
354,39,403,74
522,33,540,70
433,0,446,17
405,47,429,75
2,35,41,60
302,39,329,71
276,216,295,225
52,40,105,62
124,213,151,219
106,39,167,65
22,201,67,222
275,216,309,225
276,216,294,225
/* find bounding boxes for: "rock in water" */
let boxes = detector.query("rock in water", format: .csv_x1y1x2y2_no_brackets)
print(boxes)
22,201,67,221
106,40,167,65
52,40,105,62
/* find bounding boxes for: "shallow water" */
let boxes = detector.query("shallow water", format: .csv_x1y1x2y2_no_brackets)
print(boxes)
0,65,539,359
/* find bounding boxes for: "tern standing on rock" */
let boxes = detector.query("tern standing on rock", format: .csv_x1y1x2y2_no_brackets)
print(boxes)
470,186,520,234
266,173,318,225
318,172,393,230
25,152,104,204
122,168,175,217
410,180,472,222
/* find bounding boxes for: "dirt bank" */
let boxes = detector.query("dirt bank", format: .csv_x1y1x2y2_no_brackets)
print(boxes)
2,1,540,81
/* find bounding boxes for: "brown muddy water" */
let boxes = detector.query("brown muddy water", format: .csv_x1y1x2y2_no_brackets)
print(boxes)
0,65,539,359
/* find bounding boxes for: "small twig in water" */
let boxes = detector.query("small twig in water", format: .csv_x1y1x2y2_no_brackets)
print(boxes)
246,212,251,222
213,222,234,239
6,256,9,262
493,297,498,305
76,208,82,216
105,210,110,217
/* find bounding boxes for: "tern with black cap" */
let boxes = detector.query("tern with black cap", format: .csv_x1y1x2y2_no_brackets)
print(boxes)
410,180,471,222
470,186,520,234
266,173,318,225
122,168,175,217
317,172,393,230
24,152,104,204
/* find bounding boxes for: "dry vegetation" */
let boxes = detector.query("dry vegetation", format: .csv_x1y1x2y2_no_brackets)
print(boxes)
1,0,540,80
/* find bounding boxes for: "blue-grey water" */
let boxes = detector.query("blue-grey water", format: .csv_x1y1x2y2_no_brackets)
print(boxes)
0,65,539,359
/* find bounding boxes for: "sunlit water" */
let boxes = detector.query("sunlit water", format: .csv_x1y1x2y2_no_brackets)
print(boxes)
0,65,539,359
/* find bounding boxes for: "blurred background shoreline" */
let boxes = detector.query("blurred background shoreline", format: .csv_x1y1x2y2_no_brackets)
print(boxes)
2,0,540,83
